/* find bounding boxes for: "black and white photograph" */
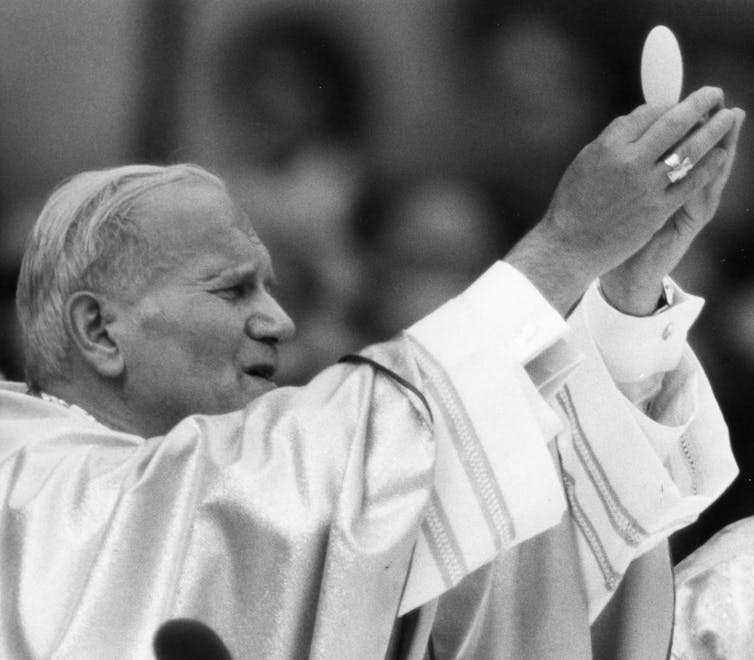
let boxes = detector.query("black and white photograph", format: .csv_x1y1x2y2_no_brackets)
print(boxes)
0,1,752,658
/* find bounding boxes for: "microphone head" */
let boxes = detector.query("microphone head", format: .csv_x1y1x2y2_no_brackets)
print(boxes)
153,618,232,660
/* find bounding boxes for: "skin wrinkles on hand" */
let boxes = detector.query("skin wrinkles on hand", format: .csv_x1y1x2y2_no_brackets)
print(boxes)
43,89,743,436
506,86,745,316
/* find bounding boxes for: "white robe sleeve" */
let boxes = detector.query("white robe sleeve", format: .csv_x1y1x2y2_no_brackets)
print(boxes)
554,279,738,619
398,263,736,619
578,278,737,512
400,262,580,614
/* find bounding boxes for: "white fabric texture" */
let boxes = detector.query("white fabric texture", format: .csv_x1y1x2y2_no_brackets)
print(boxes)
401,262,736,619
0,261,736,658
672,517,754,659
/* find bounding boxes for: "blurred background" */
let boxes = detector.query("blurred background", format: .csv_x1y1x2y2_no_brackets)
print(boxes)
0,0,752,561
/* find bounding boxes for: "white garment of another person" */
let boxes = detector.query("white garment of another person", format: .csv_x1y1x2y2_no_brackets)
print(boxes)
672,516,754,659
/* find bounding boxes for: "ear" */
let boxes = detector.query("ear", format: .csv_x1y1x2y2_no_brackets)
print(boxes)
64,291,125,379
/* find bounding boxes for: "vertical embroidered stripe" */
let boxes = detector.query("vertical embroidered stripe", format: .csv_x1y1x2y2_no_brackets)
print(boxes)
408,338,515,548
422,493,468,587
562,469,621,591
678,431,698,495
556,386,647,546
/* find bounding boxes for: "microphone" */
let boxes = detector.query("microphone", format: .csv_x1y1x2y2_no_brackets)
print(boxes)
153,618,232,660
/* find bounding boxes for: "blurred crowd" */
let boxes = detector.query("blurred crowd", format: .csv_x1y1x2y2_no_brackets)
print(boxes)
0,0,752,560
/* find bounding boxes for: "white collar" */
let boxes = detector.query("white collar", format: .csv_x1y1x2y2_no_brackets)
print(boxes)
39,391,103,426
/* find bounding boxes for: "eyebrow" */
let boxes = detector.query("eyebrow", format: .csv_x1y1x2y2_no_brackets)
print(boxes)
202,260,278,287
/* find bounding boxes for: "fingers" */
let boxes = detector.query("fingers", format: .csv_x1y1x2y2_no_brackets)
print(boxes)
666,145,729,205
699,107,745,207
723,108,746,155
638,86,725,160
665,106,745,202
712,108,746,190
656,107,738,181
602,103,669,143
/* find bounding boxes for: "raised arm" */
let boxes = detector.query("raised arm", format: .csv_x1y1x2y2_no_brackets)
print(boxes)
506,87,743,315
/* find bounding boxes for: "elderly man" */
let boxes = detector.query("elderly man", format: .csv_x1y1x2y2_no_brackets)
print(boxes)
0,88,744,658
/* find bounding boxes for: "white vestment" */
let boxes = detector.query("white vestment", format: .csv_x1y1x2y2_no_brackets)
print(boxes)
0,262,737,658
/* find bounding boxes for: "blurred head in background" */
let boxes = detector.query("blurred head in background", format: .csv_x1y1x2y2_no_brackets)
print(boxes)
216,10,365,168
210,8,370,384
355,178,500,339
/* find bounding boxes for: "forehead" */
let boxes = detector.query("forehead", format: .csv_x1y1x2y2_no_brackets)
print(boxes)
134,181,270,281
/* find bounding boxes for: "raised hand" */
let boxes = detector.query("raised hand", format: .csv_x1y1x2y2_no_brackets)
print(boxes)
506,87,742,315
600,106,745,315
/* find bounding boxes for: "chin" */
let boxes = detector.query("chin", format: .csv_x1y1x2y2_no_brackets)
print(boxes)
244,378,277,400
181,380,277,420
227,377,276,409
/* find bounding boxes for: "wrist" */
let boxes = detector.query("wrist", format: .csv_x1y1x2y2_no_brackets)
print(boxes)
599,271,666,316
505,220,597,316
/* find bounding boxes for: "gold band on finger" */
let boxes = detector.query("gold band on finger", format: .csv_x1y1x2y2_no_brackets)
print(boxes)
663,153,694,183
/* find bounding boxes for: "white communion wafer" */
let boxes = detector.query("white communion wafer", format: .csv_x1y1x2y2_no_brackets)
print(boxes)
641,25,683,107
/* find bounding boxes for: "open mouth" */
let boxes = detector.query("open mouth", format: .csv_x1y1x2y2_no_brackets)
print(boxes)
244,365,276,380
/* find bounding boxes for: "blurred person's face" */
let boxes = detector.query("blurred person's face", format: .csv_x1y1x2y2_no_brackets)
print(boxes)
227,46,331,164
110,182,295,433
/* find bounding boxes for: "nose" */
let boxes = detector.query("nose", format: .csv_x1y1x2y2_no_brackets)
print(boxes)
245,291,296,342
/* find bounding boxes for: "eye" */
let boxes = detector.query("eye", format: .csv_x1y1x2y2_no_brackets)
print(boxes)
213,285,245,301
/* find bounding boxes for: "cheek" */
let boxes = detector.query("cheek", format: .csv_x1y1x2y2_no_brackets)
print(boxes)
137,298,245,370
135,296,180,334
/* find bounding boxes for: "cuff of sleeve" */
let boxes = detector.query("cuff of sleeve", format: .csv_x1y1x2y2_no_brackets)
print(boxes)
406,262,571,543
639,349,738,502
556,308,736,620
408,260,581,397
460,261,570,364
400,262,577,614
582,278,704,382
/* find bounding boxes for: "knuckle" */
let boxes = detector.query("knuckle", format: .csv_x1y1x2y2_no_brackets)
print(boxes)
630,104,649,116
590,138,608,158
600,117,626,142
615,150,640,179
633,104,660,123
606,146,628,171
589,136,611,159
612,115,630,131
666,115,686,135
617,151,636,171
589,139,646,181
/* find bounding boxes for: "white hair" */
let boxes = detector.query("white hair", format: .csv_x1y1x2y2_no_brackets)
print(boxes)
16,163,224,390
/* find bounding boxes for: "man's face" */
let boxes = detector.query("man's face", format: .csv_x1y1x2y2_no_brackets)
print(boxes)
112,181,295,433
